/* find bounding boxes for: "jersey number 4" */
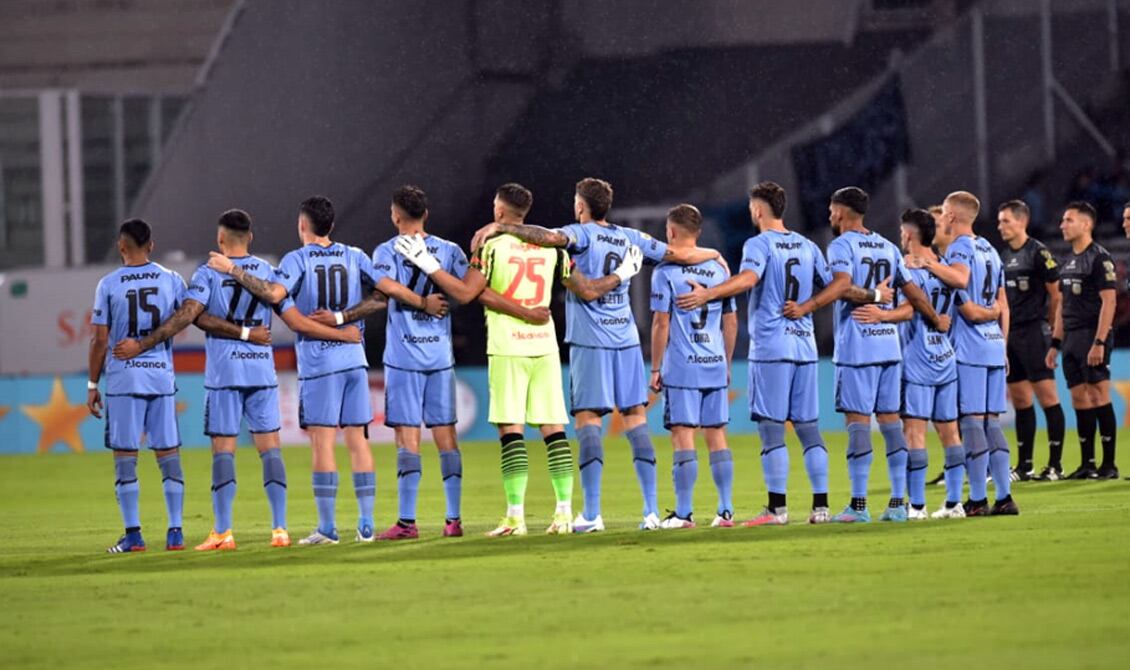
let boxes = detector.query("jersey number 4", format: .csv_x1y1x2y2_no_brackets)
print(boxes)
503,257,547,306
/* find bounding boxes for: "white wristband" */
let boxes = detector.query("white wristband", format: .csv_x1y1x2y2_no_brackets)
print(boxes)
873,289,881,303
87,380,98,390
240,326,251,341
334,311,345,326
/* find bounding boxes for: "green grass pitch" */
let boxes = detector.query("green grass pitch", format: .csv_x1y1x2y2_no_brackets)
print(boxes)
2,430,1128,669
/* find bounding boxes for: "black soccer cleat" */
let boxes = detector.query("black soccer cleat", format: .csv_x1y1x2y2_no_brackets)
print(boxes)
1010,467,1034,482
1033,465,1064,481
990,497,1019,516
1095,465,1120,480
963,498,990,517
1065,465,1099,480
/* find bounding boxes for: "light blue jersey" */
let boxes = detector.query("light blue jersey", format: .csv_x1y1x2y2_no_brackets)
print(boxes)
951,235,1006,367
188,257,279,390
900,266,957,385
741,230,831,363
650,260,734,389
91,262,187,396
827,230,911,366
372,234,469,371
560,221,667,348
274,242,377,379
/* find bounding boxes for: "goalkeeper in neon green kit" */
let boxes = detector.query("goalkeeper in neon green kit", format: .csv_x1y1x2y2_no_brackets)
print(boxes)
394,183,643,534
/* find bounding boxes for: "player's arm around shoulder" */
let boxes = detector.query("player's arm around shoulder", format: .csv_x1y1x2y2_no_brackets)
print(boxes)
208,251,288,304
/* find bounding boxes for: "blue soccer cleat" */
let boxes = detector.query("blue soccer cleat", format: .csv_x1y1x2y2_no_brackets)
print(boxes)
166,527,185,551
879,506,908,522
107,530,146,554
355,525,375,543
831,506,871,523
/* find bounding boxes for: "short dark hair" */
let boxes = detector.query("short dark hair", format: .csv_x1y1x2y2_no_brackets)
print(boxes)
392,185,428,220
1066,200,1098,225
900,208,936,246
667,204,702,234
218,208,252,234
496,182,533,215
119,218,152,248
576,178,613,220
749,181,787,218
830,187,869,215
997,199,1030,219
299,196,335,236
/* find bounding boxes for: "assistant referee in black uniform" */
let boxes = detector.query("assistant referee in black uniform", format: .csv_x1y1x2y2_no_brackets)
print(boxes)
1046,202,1119,479
997,200,1066,480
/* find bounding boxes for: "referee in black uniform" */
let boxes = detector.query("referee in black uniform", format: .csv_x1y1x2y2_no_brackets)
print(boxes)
997,200,1066,481
1046,202,1119,479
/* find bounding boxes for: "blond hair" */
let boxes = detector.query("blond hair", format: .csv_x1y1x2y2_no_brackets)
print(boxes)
944,191,981,220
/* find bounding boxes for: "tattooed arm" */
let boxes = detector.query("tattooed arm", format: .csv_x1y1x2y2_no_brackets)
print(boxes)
112,299,206,360
470,222,569,252
207,252,288,304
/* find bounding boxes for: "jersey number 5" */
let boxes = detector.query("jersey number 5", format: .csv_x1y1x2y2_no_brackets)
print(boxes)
503,257,547,306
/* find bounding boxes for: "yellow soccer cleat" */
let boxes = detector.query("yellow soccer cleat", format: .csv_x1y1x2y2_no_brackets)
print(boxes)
486,516,527,537
194,530,236,551
270,528,291,547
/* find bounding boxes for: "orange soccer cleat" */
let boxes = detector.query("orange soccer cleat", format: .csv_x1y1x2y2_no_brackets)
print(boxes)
194,530,237,551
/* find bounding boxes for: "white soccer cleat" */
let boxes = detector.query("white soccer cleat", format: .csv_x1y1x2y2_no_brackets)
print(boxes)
931,502,966,519
659,512,695,529
572,513,604,533
297,529,340,545
907,506,929,521
711,510,735,528
639,513,662,530
808,507,831,524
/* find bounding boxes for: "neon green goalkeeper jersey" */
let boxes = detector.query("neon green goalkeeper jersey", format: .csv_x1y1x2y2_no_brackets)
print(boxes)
480,234,569,357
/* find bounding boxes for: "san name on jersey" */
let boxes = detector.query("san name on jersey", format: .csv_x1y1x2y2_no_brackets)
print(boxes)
481,234,567,358
372,235,469,371
91,262,186,396
188,256,279,389
560,221,667,348
827,230,910,366
900,266,957,384
741,230,831,363
650,260,734,389
949,235,1006,366
274,242,377,379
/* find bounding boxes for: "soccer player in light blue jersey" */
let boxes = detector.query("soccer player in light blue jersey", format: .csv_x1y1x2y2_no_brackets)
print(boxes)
784,187,945,523
209,196,402,544
88,219,192,553
648,205,737,529
113,209,363,549
320,185,469,540
677,182,848,525
851,209,964,520
470,178,724,531
908,191,1015,516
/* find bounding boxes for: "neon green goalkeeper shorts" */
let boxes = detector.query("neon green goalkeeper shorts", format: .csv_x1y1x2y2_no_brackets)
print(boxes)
487,354,569,426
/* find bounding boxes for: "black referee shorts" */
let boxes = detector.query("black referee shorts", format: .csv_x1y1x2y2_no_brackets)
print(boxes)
1006,321,1055,384
1062,327,1112,388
